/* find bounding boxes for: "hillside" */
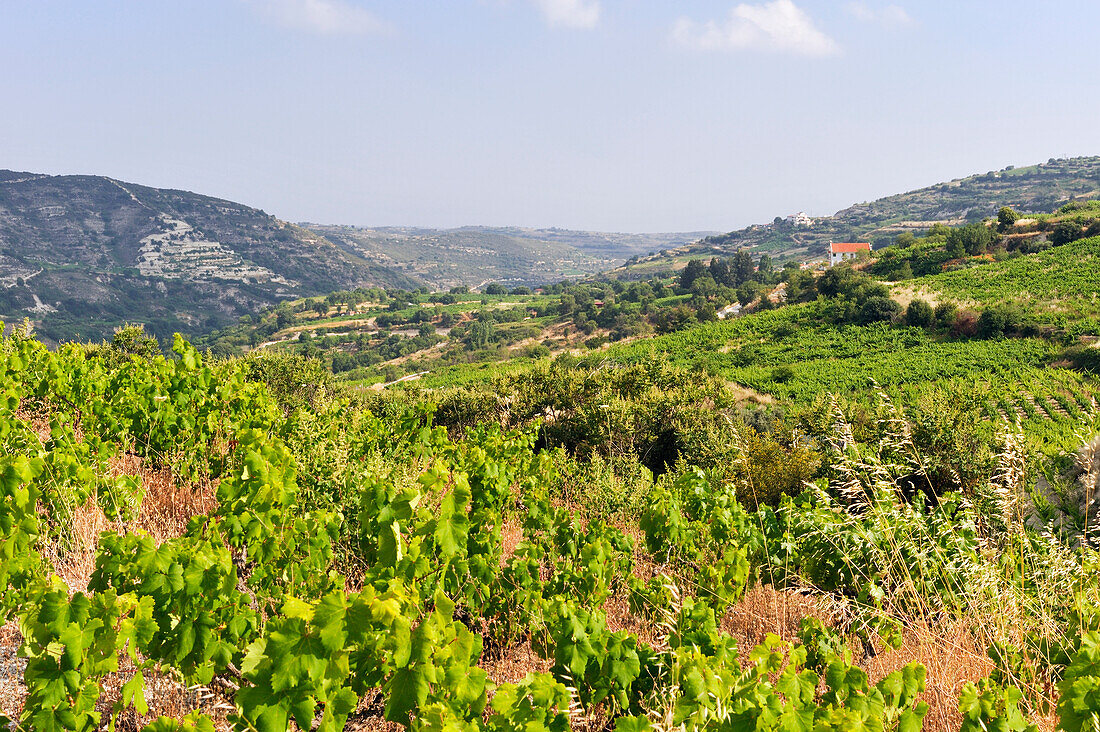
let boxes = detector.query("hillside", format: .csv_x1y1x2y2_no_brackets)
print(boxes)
0,171,702,344
614,155,1100,277
305,224,712,291
0,170,416,343
202,200,1100,456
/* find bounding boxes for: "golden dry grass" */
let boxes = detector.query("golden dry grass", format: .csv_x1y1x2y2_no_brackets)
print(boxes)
1,446,223,727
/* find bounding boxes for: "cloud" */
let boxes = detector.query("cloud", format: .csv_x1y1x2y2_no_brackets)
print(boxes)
532,0,601,29
245,0,388,35
844,2,913,28
673,0,839,56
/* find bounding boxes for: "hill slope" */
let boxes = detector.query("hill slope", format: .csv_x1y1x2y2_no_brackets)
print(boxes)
0,171,698,343
305,224,713,291
614,155,1100,277
0,170,416,342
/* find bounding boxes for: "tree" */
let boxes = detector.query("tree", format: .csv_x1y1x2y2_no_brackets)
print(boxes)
708,257,732,287
997,207,1020,231
111,324,160,358
756,254,774,278
734,250,755,284
891,262,914,281
946,223,993,256
784,269,817,303
484,283,508,295
905,298,934,328
977,307,1009,339
655,305,695,334
737,280,764,306
696,302,718,322
679,259,707,289
894,232,916,248
934,302,957,329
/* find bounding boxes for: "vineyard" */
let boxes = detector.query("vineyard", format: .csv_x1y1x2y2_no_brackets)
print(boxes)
604,301,1098,453
5,321,1100,732
912,236,1100,330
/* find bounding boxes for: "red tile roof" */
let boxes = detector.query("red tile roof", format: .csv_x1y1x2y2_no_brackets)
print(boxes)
830,242,871,253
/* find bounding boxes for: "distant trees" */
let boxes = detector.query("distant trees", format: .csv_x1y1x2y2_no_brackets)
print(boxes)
680,260,708,289
756,254,774,278
484,283,508,295
681,251,765,292
894,232,916,248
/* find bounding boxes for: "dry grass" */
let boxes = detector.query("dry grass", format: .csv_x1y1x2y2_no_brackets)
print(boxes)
44,454,217,592
1,447,221,727
717,585,1038,732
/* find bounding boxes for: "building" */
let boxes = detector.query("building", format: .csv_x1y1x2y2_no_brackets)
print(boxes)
716,303,741,319
828,242,871,266
785,211,814,227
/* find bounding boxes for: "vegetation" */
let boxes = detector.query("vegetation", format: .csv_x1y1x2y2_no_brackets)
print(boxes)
8,168,1100,732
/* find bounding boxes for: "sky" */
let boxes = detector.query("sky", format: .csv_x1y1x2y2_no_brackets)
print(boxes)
1,1,1099,232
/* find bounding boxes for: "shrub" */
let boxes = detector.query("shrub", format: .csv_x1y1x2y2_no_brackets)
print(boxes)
934,301,958,329
998,206,1021,231
952,310,979,338
1050,221,1085,246
859,296,903,324
906,299,934,328
977,307,1010,339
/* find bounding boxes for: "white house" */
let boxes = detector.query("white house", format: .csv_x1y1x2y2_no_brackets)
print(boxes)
785,211,814,227
828,242,871,266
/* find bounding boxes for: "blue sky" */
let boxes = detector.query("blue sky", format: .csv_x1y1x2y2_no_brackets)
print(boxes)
1,1,1097,231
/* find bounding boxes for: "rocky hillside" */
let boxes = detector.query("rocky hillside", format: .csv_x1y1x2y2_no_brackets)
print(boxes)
0,171,416,343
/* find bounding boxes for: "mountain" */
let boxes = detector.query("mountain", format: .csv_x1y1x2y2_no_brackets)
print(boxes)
303,224,714,291
0,171,698,344
0,170,419,343
614,155,1100,277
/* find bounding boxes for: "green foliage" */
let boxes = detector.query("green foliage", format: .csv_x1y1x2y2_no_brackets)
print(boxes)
959,678,1038,732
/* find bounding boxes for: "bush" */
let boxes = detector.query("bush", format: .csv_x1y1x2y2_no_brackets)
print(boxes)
997,206,1021,231
771,365,795,383
859,297,903,324
243,352,334,411
947,223,994,256
905,299,934,328
110,324,161,358
934,302,958,329
1050,221,1084,246
977,307,1010,339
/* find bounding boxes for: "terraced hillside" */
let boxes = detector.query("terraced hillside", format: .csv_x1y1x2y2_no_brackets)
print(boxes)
0,171,701,344
0,171,412,343
614,155,1100,278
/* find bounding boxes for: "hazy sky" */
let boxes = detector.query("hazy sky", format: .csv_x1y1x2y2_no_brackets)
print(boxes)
2,1,1098,232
